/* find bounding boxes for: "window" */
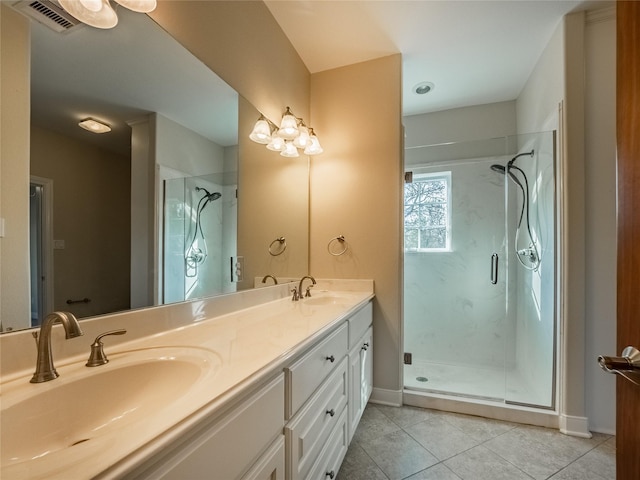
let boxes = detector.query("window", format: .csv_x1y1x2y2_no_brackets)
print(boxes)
404,171,451,252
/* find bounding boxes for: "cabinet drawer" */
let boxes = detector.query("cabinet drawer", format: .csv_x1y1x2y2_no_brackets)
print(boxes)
348,302,372,349
143,374,285,480
305,408,349,480
286,323,348,418
285,357,348,480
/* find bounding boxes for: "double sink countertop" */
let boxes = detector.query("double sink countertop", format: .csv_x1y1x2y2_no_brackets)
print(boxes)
1,281,373,480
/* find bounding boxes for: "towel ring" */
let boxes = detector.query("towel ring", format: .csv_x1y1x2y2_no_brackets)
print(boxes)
327,235,348,256
269,237,287,256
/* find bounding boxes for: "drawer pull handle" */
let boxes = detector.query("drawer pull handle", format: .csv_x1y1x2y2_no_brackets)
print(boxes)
326,355,335,363
326,471,335,479
326,408,335,417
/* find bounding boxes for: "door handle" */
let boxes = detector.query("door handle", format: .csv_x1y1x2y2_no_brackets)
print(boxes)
598,346,640,386
490,253,499,285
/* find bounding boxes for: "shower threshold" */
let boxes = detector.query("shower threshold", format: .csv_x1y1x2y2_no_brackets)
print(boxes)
404,360,551,407
403,388,559,429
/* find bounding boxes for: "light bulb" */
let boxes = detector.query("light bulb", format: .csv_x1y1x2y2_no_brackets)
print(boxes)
249,118,271,144
278,108,299,140
280,141,299,158
267,132,285,151
113,0,157,12
292,125,310,149
304,131,323,155
59,0,118,28
79,0,102,12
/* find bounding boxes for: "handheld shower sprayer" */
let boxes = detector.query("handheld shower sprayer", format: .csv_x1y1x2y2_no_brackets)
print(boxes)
185,186,222,277
490,149,540,271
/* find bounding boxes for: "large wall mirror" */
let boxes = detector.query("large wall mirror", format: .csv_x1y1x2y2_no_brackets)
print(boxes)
3,4,309,332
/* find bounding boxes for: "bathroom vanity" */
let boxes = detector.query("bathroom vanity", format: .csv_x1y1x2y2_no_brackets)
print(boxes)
0,280,373,480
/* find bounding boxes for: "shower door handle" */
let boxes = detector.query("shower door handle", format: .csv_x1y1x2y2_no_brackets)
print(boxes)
490,253,499,284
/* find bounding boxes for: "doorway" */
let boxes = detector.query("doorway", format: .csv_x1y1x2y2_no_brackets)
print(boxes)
29,175,53,327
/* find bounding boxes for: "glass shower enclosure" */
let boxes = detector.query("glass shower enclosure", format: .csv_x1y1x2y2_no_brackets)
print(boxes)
403,131,557,409
163,172,237,304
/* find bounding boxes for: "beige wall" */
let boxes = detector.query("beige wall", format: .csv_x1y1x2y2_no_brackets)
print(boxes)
30,126,131,318
584,8,616,434
0,5,31,330
237,97,310,288
149,1,310,124
310,55,403,397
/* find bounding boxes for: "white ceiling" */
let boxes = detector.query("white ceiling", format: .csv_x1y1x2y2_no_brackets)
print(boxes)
264,0,609,117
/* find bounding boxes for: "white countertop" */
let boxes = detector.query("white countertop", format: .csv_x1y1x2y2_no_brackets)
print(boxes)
1,288,373,480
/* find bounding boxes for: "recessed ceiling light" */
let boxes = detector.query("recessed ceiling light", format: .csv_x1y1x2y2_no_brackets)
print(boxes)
413,82,435,95
78,118,111,134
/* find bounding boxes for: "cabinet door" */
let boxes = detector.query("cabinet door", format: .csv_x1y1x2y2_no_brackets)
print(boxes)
348,327,372,441
361,327,373,405
136,374,284,480
242,436,285,480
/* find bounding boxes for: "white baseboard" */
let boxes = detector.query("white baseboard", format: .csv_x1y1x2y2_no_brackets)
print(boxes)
369,387,403,406
559,414,592,438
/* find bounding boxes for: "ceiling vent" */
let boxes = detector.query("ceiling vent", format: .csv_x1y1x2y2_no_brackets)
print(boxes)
12,0,83,33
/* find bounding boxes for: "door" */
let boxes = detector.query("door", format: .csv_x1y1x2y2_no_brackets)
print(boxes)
616,2,640,478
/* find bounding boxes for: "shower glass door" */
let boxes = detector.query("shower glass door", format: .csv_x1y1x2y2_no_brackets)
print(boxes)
163,172,238,304
403,132,556,409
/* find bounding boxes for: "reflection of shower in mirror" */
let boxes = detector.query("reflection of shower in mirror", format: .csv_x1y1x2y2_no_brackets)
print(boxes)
185,187,221,278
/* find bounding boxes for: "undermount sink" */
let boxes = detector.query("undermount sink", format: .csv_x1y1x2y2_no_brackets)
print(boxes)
302,292,359,306
1,346,222,468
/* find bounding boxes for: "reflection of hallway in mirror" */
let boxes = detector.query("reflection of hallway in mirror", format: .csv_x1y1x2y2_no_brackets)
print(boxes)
28,176,53,329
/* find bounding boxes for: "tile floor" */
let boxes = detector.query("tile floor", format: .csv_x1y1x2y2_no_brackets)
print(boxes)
337,404,615,480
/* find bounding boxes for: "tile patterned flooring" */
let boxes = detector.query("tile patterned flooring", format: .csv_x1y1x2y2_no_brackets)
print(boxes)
337,404,615,480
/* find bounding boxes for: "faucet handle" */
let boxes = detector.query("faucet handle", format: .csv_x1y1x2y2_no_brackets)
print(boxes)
305,285,314,297
291,286,300,301
86,329,127,367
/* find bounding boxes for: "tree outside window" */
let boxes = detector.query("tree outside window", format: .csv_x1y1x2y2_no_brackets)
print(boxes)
404,172,451,252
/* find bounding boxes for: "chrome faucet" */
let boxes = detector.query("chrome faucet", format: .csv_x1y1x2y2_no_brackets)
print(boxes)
298,275,317,299
31,311,83,383
261,274,278,285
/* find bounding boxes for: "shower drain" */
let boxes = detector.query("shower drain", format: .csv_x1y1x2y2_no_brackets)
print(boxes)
416,376,429,382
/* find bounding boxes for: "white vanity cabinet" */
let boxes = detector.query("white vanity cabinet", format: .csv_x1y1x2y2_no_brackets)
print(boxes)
129,374,286,480
347,302,373,441
122,299,373,480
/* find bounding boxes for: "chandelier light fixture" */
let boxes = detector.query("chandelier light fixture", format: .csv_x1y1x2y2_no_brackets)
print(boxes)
249,107,323,157
58,0,157,29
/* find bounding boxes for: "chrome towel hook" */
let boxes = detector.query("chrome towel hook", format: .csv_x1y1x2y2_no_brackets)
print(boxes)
327,235,348,256
269,236,287,256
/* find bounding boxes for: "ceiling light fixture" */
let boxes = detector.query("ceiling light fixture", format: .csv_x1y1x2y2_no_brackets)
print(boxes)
249,107,323,157
79,118,112,134
58,0,156,29
414,81,435,95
